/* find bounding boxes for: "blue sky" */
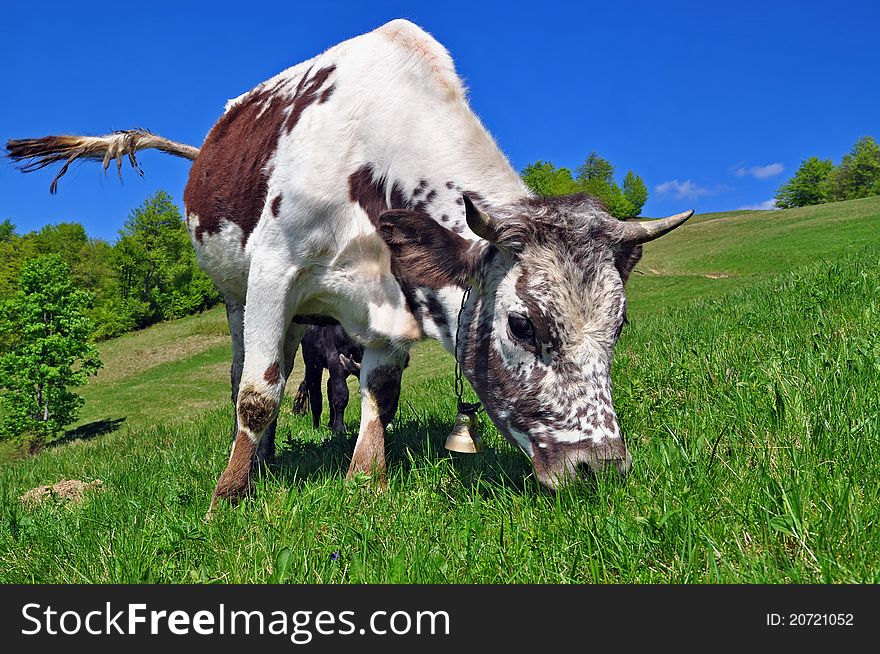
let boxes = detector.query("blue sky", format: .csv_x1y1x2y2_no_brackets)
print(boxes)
1,0,877,241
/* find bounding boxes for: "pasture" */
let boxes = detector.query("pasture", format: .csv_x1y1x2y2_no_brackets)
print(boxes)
0,196,878,583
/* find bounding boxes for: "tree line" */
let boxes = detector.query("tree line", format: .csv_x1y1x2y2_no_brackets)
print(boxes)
0,190,222,342
775,136,880,208
520,152,649,218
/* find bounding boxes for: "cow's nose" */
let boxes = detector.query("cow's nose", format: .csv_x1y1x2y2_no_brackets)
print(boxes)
532,437,632,490
581,438,632,476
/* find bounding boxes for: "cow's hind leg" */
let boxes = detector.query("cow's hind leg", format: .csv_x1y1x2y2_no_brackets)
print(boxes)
226,299,245,442
210,261,300,510
256,322,306,465
347,344,408,483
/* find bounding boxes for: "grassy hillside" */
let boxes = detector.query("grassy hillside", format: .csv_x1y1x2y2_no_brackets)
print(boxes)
0,196,878,583
628,195,880,314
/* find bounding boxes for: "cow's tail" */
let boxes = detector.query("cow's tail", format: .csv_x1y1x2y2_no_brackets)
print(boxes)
6,129,200,193
291,379,310,416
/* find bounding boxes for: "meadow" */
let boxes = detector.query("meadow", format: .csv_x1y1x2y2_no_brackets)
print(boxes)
0,196,878,583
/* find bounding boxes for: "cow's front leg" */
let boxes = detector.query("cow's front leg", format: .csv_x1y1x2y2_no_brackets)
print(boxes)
210,262,299,510
347,344,408,483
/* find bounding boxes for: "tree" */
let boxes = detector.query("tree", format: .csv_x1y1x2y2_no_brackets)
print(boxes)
0,219,15,243
576,152,615,185
580,177,633,218
622,171,649,217
521,161,579,197
0,255,102,450
521,153,649,219
576,153,646,218
112,190,221,329
774,157,834,208
828,136,880,201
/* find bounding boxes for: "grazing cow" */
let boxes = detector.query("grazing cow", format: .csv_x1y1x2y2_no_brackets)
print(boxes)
292,325,364,434
6,19,692,510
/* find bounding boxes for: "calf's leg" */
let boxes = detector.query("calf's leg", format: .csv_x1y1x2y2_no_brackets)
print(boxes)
326,355,350,434
305,364,324,429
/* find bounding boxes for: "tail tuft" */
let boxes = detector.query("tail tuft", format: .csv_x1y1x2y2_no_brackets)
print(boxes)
292,379,310,416
6,129,199,193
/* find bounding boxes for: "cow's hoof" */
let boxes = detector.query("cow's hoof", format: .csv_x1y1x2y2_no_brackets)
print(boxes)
210,471,252,509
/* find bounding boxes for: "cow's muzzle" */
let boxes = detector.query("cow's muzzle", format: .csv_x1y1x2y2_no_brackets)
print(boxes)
532,437,632,490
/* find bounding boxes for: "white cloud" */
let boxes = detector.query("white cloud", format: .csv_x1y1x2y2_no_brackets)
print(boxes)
737,198,778,211
654,179,713,200
733,163,785,179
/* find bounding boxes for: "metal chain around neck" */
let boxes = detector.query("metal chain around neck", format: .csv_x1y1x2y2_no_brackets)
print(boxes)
454,286,482,415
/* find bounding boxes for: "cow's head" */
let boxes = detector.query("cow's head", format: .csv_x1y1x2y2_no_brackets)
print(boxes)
377,194,691,489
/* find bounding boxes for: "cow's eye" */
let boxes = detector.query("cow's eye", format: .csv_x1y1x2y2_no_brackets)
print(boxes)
508,312,535,343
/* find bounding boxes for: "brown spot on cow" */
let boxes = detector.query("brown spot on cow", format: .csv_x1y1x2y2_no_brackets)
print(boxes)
264,361,281,385
271,194,282,217
424,291,450,337
319,84,335,104
185,85,284,244
237,386,277,433
347,418,386,482
603,411,615,432
184,66,335,246
285,66,337,134
211,430,256,507
348,164,408,229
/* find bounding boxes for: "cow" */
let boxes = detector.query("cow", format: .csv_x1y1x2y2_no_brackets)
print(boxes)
6,19,692,512
291,325,364,434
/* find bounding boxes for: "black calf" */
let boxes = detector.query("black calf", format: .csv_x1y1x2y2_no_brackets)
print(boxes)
292,326,364,433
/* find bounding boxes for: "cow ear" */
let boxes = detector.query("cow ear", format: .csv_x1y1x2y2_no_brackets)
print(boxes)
614,244,642,284
377,209,479,288
338,353,361,376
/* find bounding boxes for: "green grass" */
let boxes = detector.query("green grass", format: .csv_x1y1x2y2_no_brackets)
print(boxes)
0,197,878,583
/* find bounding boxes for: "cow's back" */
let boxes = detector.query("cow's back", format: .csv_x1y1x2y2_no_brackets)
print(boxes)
183,20,525,341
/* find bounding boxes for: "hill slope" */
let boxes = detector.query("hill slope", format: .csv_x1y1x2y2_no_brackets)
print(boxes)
628,195,880,314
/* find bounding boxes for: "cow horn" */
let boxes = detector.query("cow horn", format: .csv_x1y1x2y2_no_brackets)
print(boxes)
619,210,694,245
463,194,499,242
